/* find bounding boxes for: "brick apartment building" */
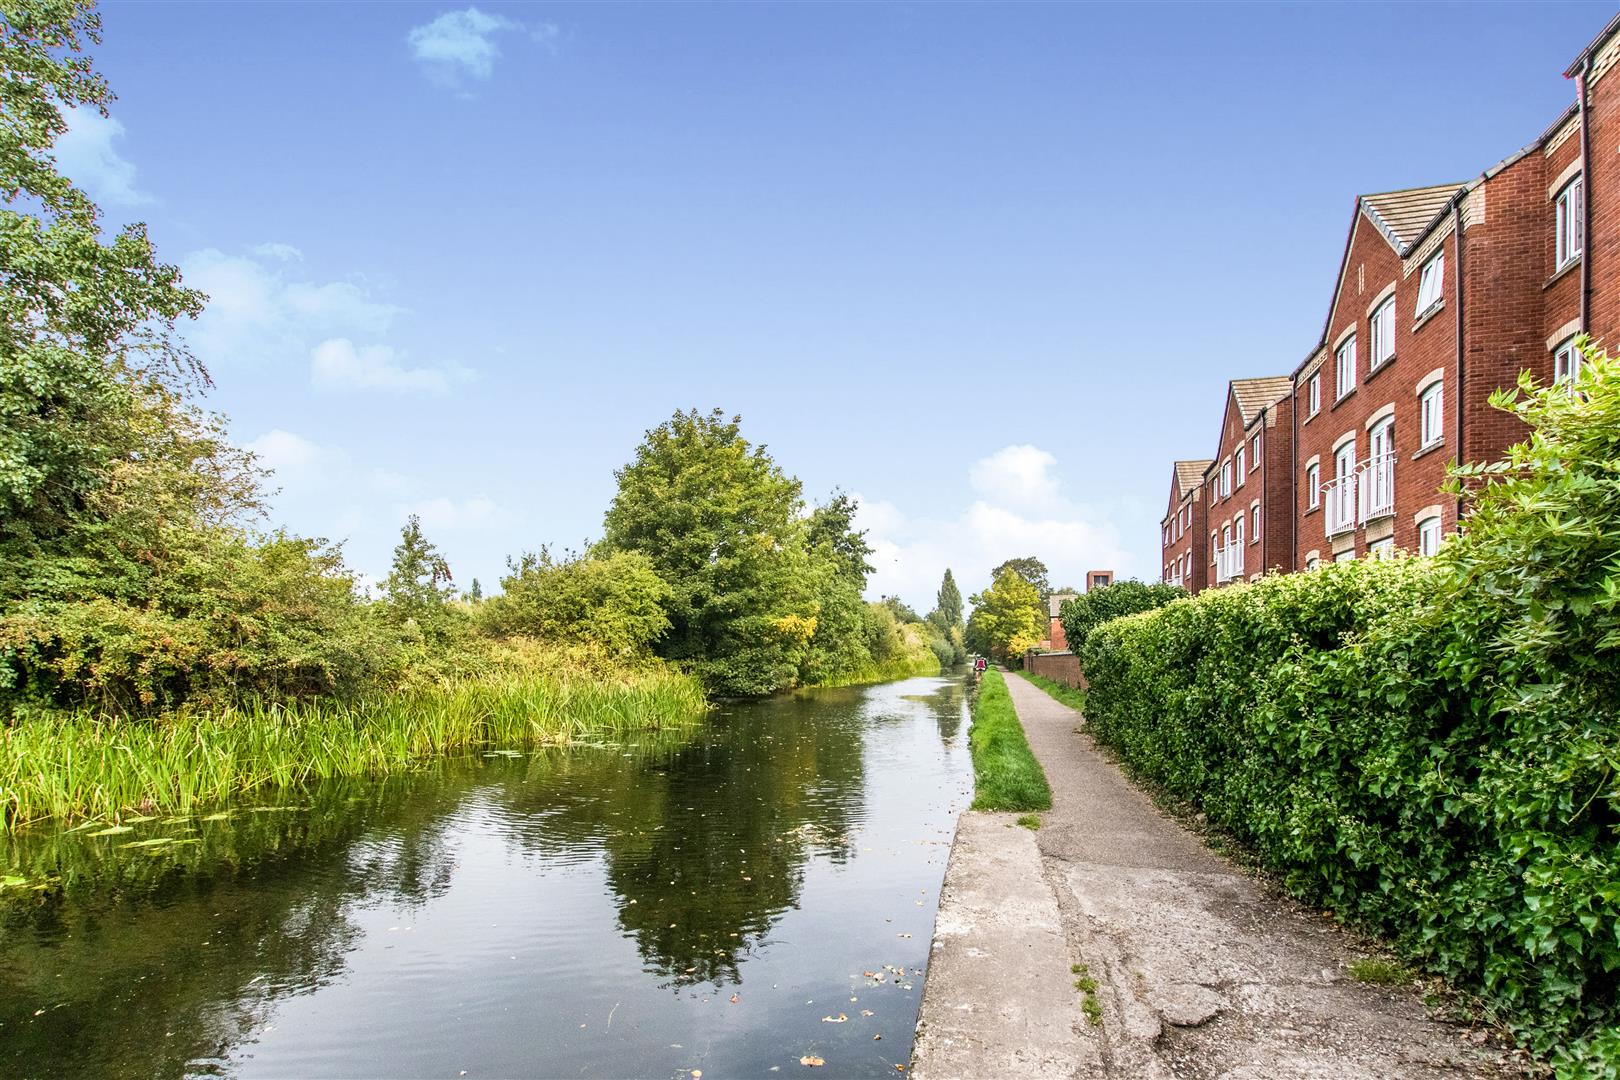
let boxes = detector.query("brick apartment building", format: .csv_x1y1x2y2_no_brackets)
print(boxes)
1161,14,1620,592
1160,459,1211,590
1204,378,1293,586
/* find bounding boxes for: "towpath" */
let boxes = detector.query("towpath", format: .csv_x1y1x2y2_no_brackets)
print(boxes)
911,671,1520,1080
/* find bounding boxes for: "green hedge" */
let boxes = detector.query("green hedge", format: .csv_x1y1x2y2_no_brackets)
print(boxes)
1082,349,1620,1074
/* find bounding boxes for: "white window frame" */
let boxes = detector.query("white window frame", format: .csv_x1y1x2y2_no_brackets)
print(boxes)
1233,517,1243,548
1210,533,1217,564
1336,334,1357,400
1335,441,1356,483
1415,252,1445,318
1305,462,1320,509
1555,338,1584,385
1235,445,1245,483
1221,460,1233,498
1557,176,1584,270
1250,504,1260,542
1369,537,1395,560
1417,516,1442,557
1305,556,1320,570
1420,381,1444,448
1370,297,1396,370
1250,433,1261,469
1307,372,1321,416
1334,549,1356,563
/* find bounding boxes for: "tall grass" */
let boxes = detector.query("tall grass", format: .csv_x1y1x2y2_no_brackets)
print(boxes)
1016,670,1087,712
968,670,1052,812
804,651,942,690
0,666,708,827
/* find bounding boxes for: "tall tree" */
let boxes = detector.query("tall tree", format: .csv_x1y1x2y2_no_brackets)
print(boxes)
992,556,1051,600
935,569,963,629
383,515,453,630
602,408,811,696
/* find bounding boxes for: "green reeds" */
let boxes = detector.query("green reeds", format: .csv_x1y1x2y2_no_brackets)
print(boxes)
0,667,708,828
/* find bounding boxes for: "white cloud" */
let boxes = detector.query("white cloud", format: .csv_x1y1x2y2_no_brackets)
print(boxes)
53,108,150,206
251,242,303,262
246,429,325,475
182,247,404,370
854,444,1136,611
310,337,472,395
408,7,520,84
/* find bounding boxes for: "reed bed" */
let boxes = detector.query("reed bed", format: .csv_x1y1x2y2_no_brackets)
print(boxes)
0,667,708,827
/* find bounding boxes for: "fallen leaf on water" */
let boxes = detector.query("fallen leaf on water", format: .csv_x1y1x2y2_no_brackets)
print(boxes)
692,1071,702,1078
897,933,912,939
860,1010,874,1017
800,1057,824,1068
863,971,879,978
821,1013,847,1023
730,994,739,1004
895,1065,905,1072
873,1034,882,1041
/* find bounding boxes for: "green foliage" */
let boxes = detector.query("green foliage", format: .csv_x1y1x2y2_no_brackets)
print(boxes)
992,556,1050,599
479,547,671,658
1079,343,1620,1073
967,566,1045,662
968,670,1052,812
1057,579,1185,655
936,568,963,629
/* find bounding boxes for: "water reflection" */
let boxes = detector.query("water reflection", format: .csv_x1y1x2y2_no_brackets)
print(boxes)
0,675,971,1078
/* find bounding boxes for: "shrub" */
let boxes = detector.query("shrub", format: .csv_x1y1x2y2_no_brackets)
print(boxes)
1080,346,1620,1072
1057,578,1185,654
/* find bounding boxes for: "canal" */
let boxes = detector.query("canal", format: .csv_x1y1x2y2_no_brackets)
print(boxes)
0,674,972,1078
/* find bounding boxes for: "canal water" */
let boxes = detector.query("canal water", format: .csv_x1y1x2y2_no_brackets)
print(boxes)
0,674,972,1078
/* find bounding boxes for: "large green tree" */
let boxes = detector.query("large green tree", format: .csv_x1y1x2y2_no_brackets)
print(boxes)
968,566,1045,662
602,408,814,696
991,556,1051,600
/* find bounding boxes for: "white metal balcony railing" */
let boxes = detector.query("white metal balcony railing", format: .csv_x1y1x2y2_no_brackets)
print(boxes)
1324,473,1357,537
1214,542,1245,584
1358,452,1395,522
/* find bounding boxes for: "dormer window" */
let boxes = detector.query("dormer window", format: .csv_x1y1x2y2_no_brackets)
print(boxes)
1557,176,1584,270
1415,252,1445,319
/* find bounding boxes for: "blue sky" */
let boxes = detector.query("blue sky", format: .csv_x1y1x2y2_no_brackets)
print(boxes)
64,1,1612,608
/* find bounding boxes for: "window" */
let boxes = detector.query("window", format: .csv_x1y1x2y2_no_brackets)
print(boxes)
1251,505,1261,541
1222,524,1231,551
1235,445,1245,483
1183,552,1191,576
1415,252,1445,317
1555,338,1584,385
1420,381,1444,448
1557,176,1584,269
1305,556,1320,570
1221,460,1233,497
1369,537,1394,560
1233,518,1244,552
1250,433,1261,468
1369,416,1394,462
1417,516,1442,557
1336,334,1357,400
1210,534,1217,564
1335,441,1356,481
1370,297,1396,369
1305,462,1320,508
1307,372,1321,416
1335,549,1356,563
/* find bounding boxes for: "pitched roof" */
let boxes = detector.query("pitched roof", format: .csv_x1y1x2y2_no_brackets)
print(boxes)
1360,184,1466,252
1231,377,1293,425
1174,459,1213,496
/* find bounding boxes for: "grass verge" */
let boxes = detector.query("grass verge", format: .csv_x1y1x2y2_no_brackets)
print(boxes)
0,665,708,828
1017,670,1087,712
968,670,1052,812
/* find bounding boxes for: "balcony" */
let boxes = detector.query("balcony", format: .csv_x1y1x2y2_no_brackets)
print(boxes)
1358,452,1395,521
1324,473,1357,537
1214,542,1245,584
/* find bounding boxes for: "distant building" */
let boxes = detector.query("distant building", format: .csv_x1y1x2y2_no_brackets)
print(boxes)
1085,570,1113,592
1046,591,1079,650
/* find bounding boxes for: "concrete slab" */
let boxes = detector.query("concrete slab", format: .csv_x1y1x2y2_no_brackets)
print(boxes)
910,811,1102,1080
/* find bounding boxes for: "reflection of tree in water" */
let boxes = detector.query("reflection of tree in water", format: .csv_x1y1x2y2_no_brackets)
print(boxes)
0,769,471,1080
601,692,870,988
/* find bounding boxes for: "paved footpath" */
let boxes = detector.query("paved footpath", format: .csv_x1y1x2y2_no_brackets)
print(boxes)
912,672,1519,1080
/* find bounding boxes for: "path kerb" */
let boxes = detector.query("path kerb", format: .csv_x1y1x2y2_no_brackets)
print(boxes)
912,670,1513,1080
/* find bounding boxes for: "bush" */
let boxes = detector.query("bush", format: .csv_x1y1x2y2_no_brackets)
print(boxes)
1057,578,1184,654
1080,346,1620,1072
479,548,671,658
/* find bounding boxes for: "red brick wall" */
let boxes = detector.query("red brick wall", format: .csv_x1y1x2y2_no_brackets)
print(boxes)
1160,470,1208,594
1206,388,1290,586
1025,651,1085,689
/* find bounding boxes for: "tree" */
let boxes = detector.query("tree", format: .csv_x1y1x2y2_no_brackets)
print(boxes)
468,578,483,602
935,569,963,629
992,556,1051,600
382,516,453,632
968,567,1045,662
601,408,813,696
479,547,671,657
